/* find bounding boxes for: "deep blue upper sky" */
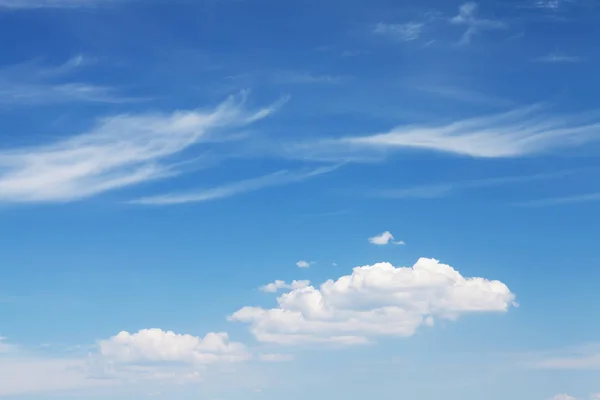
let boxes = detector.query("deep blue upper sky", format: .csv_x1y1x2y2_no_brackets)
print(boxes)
0,1,599,400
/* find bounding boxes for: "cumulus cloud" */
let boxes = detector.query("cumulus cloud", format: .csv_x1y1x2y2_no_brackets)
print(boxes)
98,329,250,365
450,2,505,44
296,260,314,269
260,280,311,293
0,93,283,203
368,231,405,245
230,258,516,345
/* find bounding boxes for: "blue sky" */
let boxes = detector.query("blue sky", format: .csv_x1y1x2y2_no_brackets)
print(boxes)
1,0,600,399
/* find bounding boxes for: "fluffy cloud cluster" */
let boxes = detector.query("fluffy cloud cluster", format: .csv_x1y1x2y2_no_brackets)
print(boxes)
99,329,249,365
230,258,516,345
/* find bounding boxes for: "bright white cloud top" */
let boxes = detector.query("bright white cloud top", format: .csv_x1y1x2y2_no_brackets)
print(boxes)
230,258,516,345
99,329,249,365
368,231,405,245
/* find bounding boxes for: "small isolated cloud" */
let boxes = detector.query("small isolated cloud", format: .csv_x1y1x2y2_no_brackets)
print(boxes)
258,353,294,362
374,22,423,42
535,52,584,63
450,2,505,44
230,258,516,345
296,260,314,269
260,280,311,293
368,231,405,245
98,329,250,365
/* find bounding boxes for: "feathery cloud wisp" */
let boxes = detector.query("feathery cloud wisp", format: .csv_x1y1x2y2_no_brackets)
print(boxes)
374,22,424,42
0,93,284,203
535,53,584,63
130,165,338,206
450,2,505,44
288,105,600,161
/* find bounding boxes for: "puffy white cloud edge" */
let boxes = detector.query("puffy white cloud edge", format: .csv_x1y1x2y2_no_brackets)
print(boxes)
231,258,516,345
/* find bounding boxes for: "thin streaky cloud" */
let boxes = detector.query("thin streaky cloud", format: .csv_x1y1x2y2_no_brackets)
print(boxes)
450,2,505,45
516,192,600,207
370,169,582,199
0,56,137,106
288,105,600,160
374,22,424,42
411,84,514,107
0,93,285,203
535,52,585,63
130,165,340,206
273,71,348,85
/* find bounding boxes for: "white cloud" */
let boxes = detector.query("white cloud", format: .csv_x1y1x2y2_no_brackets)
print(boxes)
230,258,516,345
517,192,600,207
295,105,600,160
0,56,133,105
273,71,347,85
535,53,584,63
130,165,338,206
98,329,250,365
450,2,505,44
260,280,311,293
368,231,405,245
374,22,423,42
296,260,314,269
0,356,107,397
0,93,283,203
258,353,294,362
591,394,600,400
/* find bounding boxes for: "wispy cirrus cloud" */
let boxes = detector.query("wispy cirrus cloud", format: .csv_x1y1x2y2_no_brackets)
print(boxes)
130,165,339,206
517,192,600,207
0,93,285,204
0,56,139,106
272,71,348,85
535,52,585,63
286,105,600,161
374,22,424,42
450,2,505,45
